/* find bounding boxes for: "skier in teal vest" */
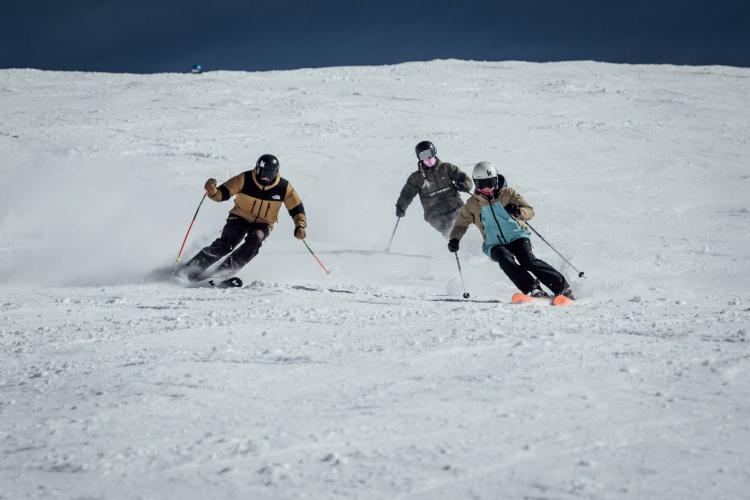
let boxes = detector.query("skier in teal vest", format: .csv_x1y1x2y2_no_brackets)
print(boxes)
448,161,575,301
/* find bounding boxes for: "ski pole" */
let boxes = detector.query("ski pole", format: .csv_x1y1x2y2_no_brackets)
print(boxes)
525,221,585,278
302,239,331,275
454,252,470,299
385,217,401,252
176,193,208,262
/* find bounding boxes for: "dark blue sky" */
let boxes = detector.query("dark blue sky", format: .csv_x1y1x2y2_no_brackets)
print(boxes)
3,0,749,72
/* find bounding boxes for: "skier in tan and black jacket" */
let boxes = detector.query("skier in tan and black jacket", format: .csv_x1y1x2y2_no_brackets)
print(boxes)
178,154,306,280
448,161,575,301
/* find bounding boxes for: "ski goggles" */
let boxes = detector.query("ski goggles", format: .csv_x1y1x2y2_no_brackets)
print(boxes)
417,148,436,162
474,176,499,190
255,165,278,182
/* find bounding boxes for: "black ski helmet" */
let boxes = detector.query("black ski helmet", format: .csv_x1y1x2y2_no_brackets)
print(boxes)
254,154,279,185
415,141,436,161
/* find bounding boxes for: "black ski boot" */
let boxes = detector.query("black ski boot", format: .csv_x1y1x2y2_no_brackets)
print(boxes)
175,251,216,281
529,282,551,298
559,287,576,301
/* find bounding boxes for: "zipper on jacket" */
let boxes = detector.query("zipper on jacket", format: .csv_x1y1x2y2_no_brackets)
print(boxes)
426,164,445,193
253,184,268,223
488,199,507,243
435,167,451,191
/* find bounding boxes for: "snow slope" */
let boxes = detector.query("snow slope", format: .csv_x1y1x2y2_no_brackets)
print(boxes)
1,60,749,499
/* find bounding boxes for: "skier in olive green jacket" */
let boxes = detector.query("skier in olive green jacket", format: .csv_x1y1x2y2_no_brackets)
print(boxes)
448,161,575,301
395,141,472,237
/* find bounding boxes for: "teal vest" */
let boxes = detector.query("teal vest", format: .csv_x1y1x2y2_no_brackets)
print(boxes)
480,201,531,256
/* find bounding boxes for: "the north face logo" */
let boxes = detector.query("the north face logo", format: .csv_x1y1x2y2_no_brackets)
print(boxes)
271,195,281,200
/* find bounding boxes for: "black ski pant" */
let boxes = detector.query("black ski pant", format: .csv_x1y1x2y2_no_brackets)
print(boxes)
489,237,568,295
183,215,269,279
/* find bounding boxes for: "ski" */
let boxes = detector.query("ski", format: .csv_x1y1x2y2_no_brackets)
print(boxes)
511,292,574,307
511,292,546,304
208,276,243,288
428,297,502,304
552,294,574,307
180,276,243,288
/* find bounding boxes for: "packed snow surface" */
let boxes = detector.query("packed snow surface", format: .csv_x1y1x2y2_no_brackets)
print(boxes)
1,60,749,499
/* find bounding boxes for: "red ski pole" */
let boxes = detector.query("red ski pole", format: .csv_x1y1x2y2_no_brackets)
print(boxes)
302,239,330,274
176,193,207,262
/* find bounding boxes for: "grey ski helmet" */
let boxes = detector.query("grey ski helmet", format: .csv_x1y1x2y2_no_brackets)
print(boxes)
472,161,499,190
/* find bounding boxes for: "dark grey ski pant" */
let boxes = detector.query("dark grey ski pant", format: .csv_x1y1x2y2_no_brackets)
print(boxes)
490,237,568,295
426,208,461,239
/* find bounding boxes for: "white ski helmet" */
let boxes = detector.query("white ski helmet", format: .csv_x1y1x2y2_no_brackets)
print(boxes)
472,161,499,190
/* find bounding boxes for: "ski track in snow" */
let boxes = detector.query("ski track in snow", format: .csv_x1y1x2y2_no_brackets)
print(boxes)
1,60,749,499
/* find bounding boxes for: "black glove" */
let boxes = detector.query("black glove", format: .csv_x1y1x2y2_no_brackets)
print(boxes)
454,182,470,193
396,205,405,218
505,203,521,217
448,238,459,253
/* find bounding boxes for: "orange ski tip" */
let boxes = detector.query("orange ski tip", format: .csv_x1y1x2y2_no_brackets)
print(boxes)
511,292,533,304
553,295,574,307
